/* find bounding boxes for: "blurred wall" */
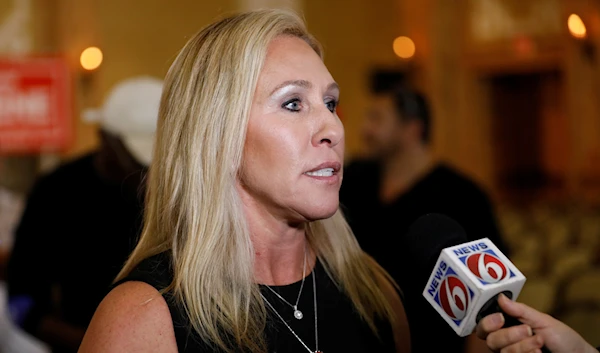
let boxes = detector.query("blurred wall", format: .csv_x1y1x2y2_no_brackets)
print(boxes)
36,0,238,159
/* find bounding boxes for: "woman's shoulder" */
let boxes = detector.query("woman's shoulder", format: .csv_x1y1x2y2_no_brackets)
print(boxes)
79,280,178,352
79,252,179,352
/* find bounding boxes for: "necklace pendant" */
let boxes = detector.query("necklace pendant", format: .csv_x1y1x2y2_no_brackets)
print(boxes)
293,308,303,320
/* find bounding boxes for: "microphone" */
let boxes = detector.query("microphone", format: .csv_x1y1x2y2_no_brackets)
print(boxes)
406,214,549,352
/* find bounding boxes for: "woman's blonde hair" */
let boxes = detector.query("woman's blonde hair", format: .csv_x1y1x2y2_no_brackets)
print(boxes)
117,8,397,353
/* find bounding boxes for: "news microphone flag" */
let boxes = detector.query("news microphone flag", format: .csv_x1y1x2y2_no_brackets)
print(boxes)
422,237,526,337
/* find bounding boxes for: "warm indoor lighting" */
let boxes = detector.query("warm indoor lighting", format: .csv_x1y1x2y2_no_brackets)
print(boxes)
514,35,535,57
393,36,416,59
80,47,103,70
568,14,587,39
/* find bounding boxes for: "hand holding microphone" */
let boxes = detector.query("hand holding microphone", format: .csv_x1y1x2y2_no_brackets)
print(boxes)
476,294,597,353
405,214,552,352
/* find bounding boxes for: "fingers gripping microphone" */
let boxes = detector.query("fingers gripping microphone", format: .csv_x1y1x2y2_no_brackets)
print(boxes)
406,214,550,353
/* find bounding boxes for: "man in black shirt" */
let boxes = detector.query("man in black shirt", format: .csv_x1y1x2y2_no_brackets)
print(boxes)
6,76,163,353
340,81,507,353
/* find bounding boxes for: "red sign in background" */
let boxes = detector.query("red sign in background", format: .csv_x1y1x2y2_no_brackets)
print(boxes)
0,57,72,154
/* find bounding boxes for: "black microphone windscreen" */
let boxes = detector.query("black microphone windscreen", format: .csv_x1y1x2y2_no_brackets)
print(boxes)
404,213,469,285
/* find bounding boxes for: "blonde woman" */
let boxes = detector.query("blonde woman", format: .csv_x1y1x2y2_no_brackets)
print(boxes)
79,9,410,353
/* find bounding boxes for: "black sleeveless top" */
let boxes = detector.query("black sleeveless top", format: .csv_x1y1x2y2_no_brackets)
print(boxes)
117,252,396,352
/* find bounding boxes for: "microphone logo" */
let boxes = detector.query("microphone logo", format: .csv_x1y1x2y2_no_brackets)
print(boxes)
439,274,470,321
466,252,509,284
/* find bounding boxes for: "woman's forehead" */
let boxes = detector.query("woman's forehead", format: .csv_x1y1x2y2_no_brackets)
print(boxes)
257,37,334,93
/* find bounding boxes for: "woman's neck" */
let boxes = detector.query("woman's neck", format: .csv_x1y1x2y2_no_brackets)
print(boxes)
252,228,310,286
239,188,314,286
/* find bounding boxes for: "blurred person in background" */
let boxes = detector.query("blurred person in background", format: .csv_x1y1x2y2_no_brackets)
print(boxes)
340,72,508,353
6,76,163,353
79,9,410,353
0,175,49,353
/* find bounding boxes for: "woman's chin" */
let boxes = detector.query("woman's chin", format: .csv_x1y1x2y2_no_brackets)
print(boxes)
302,202,339,222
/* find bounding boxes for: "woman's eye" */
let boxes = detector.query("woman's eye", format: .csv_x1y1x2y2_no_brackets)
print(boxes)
283,99,301,112
326,100,338,113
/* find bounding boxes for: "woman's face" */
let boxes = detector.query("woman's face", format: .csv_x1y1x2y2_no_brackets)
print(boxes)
239,35,344,224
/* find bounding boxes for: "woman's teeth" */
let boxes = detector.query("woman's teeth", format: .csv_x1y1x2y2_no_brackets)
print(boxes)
305,168,334,177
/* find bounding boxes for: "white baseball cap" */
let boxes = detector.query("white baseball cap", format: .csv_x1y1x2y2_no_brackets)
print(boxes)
83,76,164,166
